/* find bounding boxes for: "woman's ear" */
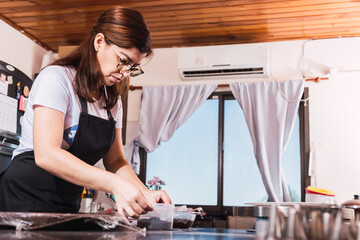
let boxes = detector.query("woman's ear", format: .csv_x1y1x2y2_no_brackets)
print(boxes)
94,33,106,52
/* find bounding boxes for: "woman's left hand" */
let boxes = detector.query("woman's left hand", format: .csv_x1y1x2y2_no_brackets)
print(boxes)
141,188,172,204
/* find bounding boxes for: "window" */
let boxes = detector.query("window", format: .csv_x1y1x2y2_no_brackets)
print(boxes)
140,90,309,214
145,99,219,206
223,98,301,205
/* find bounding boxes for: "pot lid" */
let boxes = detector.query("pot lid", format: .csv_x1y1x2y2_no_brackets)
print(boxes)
342,195,360,207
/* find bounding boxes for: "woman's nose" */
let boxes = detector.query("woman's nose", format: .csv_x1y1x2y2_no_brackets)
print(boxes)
119,67,131,78
122,70,131,78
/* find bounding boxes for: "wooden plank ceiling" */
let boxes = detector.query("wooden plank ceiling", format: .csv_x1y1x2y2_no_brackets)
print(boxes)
1,0,360,52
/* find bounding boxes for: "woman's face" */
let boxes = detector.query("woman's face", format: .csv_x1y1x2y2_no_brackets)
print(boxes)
95,34,146,86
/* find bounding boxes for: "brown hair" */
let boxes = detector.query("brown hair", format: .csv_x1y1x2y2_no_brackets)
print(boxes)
51,6,152,110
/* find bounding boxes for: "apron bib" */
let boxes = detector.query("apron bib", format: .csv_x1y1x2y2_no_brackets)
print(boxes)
0,97,116,213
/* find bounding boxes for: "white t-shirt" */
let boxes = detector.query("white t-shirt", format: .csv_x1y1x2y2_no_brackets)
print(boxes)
13,65,123,158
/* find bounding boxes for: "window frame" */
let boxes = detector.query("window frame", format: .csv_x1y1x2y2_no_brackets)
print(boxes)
138,88,310,216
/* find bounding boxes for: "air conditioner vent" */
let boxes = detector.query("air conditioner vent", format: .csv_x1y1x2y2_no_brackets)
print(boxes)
183,67,264,78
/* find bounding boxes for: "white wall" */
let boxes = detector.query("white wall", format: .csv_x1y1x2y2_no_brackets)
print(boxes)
0,20,47,79
128,37,360,204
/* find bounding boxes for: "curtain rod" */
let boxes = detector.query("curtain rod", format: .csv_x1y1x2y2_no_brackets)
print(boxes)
129,77,328,91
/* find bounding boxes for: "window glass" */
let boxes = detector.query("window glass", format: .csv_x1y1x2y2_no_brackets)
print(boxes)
223,99,301,206
146,95,301,208
146,99,219,205
223,100,268,205
282,116,301,202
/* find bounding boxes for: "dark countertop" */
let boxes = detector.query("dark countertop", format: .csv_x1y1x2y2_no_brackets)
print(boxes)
0,228,255,239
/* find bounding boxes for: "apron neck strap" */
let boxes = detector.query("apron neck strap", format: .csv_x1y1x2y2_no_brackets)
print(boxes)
79,97,88,113
107,110,114,121
103,86,114,121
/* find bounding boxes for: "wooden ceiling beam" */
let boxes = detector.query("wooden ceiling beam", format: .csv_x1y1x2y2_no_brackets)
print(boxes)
150,30,360,48
15,6,360,28
4,1,358,19
24,16,360,38
38,21,360,43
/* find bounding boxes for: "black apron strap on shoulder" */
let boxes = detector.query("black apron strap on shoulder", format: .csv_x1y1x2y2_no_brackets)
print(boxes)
103,87,114,121
79,97,88,113
107,110,114,121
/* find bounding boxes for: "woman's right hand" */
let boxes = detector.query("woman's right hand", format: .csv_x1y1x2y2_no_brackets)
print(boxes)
111,176,153,222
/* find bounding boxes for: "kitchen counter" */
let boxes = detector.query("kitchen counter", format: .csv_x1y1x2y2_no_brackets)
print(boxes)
0,212,256,239
0,228,255,239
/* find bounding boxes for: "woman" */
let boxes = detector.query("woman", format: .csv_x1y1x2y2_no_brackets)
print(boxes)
0,6,171,220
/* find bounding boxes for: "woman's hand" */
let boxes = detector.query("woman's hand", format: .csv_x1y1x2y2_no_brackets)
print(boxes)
111,176,153,222
141,188,172,204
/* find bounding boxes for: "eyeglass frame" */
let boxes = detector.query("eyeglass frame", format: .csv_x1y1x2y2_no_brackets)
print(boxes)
105,37,144,77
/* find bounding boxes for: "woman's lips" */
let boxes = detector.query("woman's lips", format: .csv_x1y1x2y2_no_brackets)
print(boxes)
112,75,122,83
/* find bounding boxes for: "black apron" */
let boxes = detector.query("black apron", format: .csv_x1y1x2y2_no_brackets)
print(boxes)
0,97,116,213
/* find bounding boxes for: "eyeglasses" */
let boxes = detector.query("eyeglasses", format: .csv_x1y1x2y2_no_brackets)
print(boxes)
109,43,144,77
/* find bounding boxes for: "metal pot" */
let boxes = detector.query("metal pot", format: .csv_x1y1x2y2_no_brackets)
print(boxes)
341,194,360,219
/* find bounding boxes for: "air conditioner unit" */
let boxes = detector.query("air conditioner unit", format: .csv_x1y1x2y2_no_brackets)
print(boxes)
178,44,269,80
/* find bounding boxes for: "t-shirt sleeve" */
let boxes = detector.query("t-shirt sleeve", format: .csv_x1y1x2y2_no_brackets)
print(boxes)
31,66,71,114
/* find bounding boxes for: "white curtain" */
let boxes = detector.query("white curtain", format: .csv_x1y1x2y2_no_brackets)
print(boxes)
230,79,305,202
129,84,217,174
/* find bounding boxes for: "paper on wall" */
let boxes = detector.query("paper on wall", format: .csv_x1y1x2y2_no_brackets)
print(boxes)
0,79,8,95
0,94,17,133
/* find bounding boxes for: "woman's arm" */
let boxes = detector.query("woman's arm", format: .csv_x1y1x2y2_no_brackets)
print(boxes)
103,129,172,204
33,106,151,220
